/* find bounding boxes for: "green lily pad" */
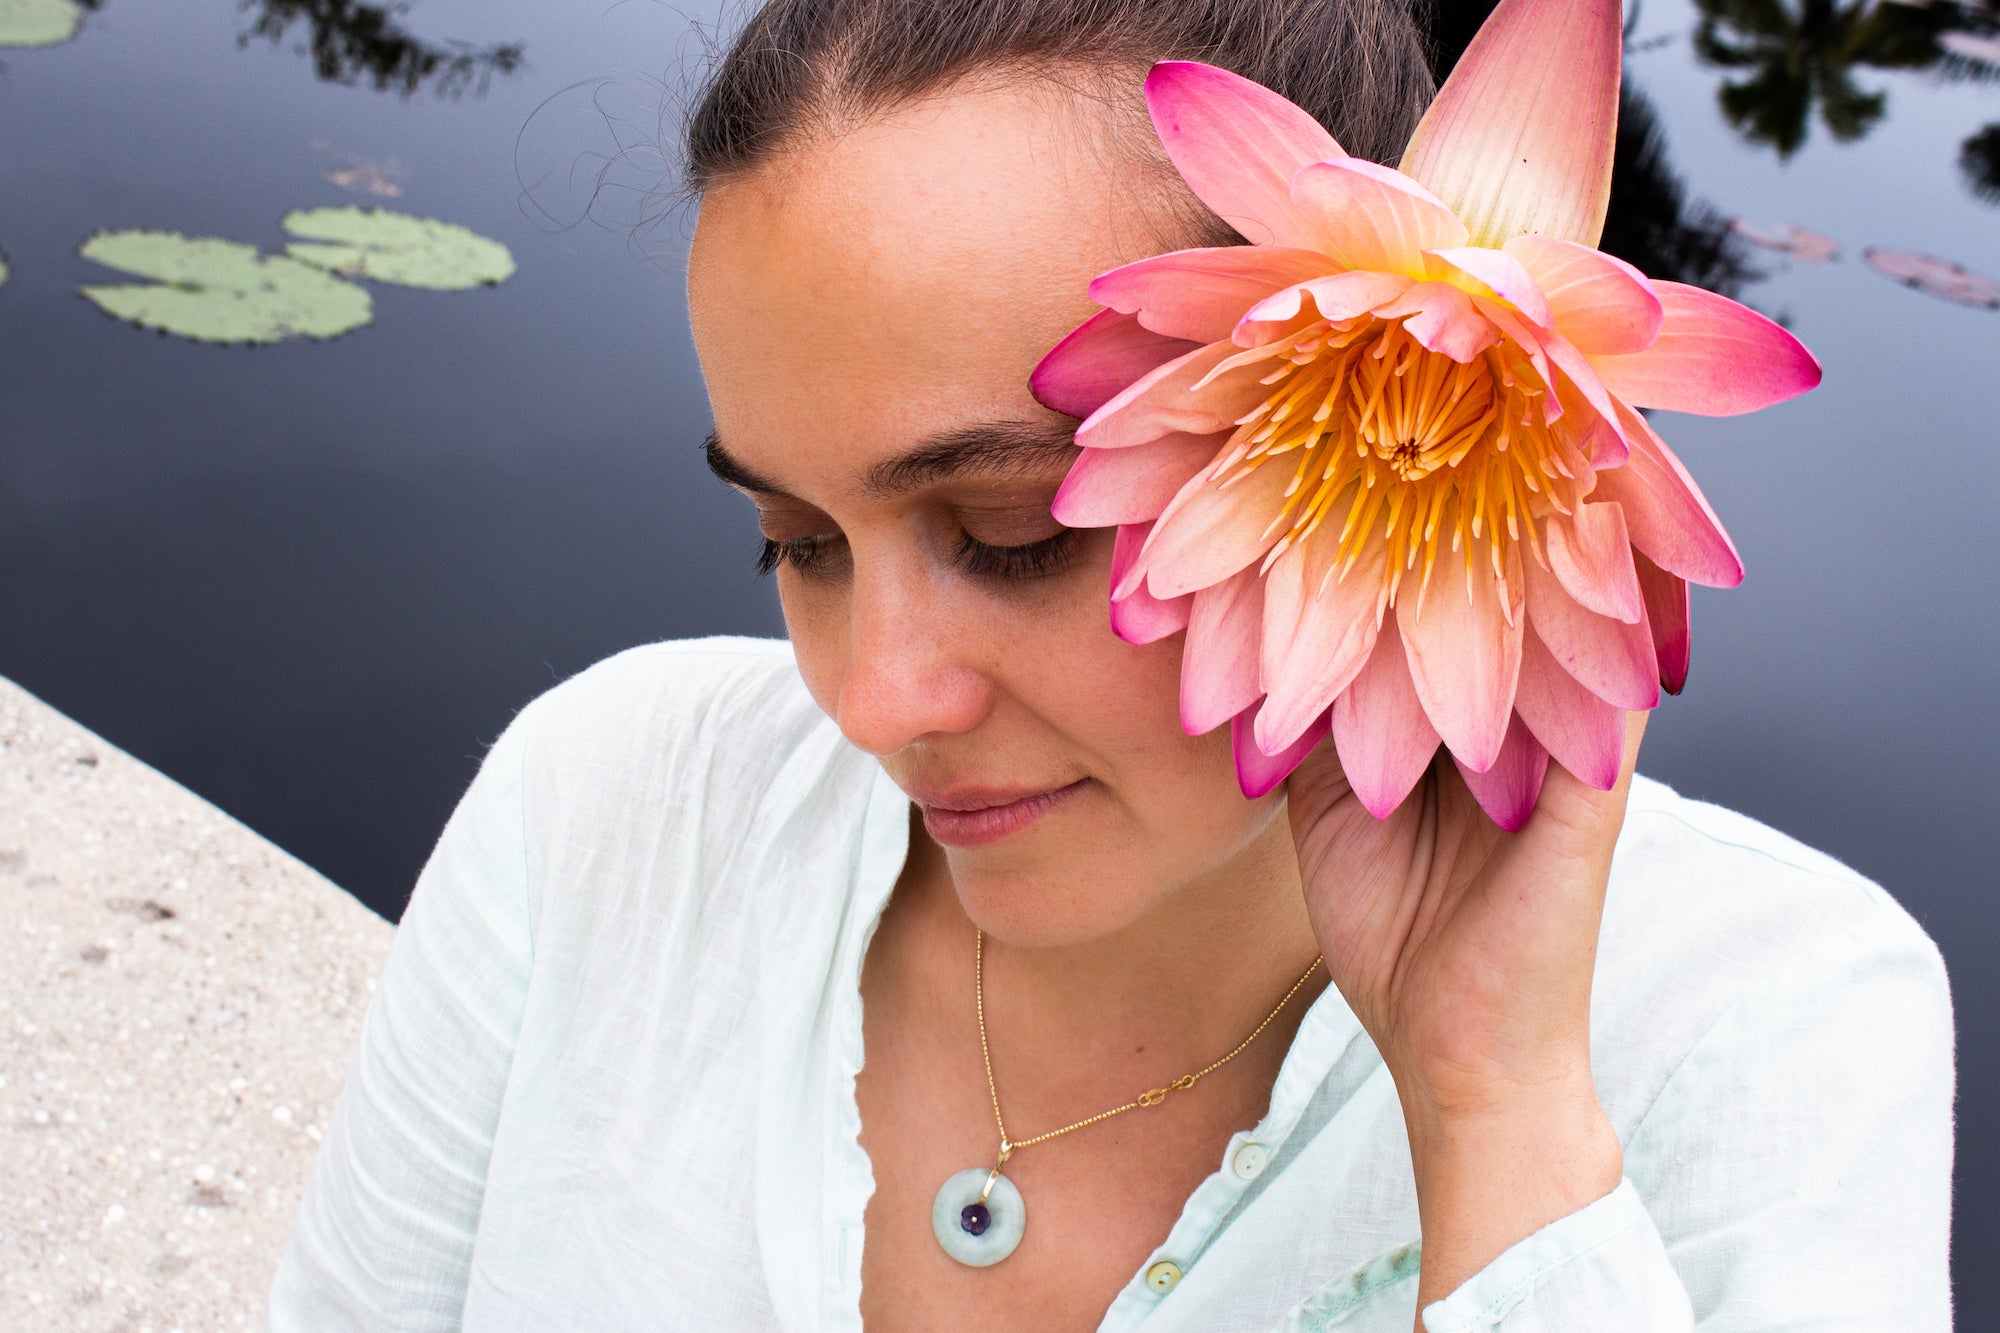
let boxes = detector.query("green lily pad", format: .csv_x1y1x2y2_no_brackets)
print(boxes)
78,230,373,344
280,206,516,290
0,0,81,47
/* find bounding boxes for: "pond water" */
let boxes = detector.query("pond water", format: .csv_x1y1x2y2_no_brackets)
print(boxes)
2,0,1993,1309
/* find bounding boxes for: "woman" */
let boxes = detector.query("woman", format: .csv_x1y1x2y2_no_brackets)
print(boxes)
263,0,1956,1328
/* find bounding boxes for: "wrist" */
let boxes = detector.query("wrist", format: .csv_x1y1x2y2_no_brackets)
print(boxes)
1397,1074,1624,1308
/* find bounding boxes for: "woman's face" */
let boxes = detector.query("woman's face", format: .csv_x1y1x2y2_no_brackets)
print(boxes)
686,80,1292,947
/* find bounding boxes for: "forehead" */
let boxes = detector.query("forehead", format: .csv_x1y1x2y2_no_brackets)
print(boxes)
685,79,1177,489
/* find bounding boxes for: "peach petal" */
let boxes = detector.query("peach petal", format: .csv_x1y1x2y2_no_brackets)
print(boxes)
1513,629,1625,791
1522,553,1660,710
1397,0,1623,249
1074,337,1267,450
1181,569,1266,735
1051,433,1224,527
1593,401,1744,588
1452,712,1551,831
1236,270,1416,344
1394,547,1524,772
1032,309,1201,420
1632,548,1690,695
1332,631,1442,818
1135,456,1298,599
1255,537,1388,755
1372,281,1502,363
1423,246,1554,327
1232,700,1331,799
1504,235,1662,354
1089,246,1334,344
1590,281,1823,416
1108,522,1192,644
1289,159,1470,276
1145,61,1347,249
1544,501,1644,623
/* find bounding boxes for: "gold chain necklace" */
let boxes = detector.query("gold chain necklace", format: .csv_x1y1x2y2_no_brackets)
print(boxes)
929,927,1323,1267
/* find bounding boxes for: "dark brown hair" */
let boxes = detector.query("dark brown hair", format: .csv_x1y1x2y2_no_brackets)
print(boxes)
682,0,1439,234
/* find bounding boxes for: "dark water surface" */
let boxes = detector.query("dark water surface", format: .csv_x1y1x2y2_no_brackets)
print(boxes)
3,0,1993,1310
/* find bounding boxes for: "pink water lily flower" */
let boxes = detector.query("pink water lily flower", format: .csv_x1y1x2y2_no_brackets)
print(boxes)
1031,0,1822,829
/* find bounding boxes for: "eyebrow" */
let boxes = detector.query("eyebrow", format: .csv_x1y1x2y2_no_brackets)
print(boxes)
702,420,1081,502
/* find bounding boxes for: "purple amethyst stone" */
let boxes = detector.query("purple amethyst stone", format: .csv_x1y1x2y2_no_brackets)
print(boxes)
959,1202,992,1236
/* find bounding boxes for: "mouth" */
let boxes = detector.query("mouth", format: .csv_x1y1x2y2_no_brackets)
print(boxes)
912,778,1090,848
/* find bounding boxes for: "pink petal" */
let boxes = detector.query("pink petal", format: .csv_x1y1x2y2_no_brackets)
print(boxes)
1032,309,1201,420
1522,552,1660,710
1632,548,1690,695
1423,246,1554,326
1255,537,1388,756
1052,433,1223,527
1144,61,1347,249
1544,501,1643,623
1075,339,1264,450
1452,712,1552,831
1289,159,1470,276
1181,568,1265,735
1090,246,1333,344
1236,270,1416,344
1513,628,1625,791
1494,310,1633,461
1591,401,1744,588
1372,281,1502,363
1232,700,1331,799
1394,547,1524,772
1397,0,1623,249
1131,457,1297,599
1108,522,1192,644
1332,630,1442,818
1503,235,1663,355
1590,281,1823,416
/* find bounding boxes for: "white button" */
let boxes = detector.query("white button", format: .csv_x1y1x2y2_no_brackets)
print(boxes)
1145,1259,1183,1293
1231,1142,1269,1180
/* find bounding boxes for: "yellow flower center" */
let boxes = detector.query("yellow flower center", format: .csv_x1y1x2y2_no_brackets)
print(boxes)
1205,315,1597,616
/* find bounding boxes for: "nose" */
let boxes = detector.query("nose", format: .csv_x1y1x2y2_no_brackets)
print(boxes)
833,557,995,758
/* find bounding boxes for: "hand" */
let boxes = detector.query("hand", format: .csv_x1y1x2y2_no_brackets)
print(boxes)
1283,709,1648,1312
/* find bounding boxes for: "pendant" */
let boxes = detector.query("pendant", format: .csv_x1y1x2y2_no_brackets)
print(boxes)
931,1147,1026,1266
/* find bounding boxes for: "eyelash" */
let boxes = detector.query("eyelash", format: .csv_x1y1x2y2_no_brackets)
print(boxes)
755,528,1080,582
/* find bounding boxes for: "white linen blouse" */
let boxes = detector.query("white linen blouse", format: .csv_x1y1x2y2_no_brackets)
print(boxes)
261,635,1956,1331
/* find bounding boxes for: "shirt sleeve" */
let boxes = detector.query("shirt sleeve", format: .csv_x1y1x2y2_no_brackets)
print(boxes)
262,702,539,1331
1413,899,1956,1331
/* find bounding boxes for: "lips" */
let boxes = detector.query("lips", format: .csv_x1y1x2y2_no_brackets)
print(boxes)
908,778,1090,848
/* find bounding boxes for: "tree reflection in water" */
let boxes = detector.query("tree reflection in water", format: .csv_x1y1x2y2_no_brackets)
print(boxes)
234,0,523,98
1692,0,2000,196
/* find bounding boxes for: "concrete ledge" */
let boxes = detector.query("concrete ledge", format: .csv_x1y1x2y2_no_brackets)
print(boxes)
0,676,393,1329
